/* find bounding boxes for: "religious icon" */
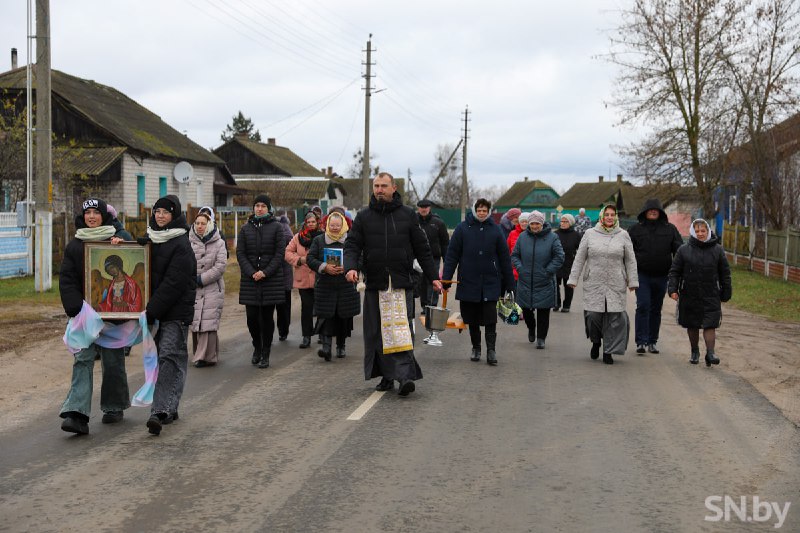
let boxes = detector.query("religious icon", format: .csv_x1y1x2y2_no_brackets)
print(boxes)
84,242,150,319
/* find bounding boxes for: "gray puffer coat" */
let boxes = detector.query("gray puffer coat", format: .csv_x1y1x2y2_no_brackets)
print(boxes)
567,225,639,312
190,226,227,332
511,223,564,309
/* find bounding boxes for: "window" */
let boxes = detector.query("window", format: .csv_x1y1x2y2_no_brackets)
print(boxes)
137,174,146,206
744,193,752,228
159,177,167,197
728,195,737,225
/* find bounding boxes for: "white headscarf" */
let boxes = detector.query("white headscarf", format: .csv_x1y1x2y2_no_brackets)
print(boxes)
689,218,711,242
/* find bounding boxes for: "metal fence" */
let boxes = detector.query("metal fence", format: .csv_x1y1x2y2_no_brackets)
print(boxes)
0,212,30,278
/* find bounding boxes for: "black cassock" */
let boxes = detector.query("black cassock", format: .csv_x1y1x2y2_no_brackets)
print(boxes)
362,288,423,382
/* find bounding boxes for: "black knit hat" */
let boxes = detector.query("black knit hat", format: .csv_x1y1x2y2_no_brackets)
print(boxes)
81,197,111,224
253,194,272,210
153,194,181,215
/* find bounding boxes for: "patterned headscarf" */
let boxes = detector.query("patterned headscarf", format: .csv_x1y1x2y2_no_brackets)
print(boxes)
325,212,349,242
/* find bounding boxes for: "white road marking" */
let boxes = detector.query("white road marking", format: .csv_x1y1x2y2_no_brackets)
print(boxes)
347,391,385,420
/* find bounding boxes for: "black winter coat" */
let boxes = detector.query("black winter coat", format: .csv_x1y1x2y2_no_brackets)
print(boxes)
628,199,684,276
306,235,361,319
442,211,515,303
668,234,732,329
237,215,287,306
343,192,438,290
146,214,197,324
555,227,581,279
278,217,294,291
417,212,450,259
59,215,133,318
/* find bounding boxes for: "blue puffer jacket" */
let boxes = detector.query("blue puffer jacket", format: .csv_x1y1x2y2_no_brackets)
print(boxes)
442,212,515,303
511,223,564,309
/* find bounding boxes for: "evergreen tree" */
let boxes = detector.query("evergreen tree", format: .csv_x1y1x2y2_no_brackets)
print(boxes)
220,111,262,142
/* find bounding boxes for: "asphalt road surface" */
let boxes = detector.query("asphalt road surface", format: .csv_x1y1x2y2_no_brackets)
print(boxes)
1,289,797,532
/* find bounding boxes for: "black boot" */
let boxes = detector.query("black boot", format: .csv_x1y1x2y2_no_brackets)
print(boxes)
486,331,498,366
470,347,481,362
299,336,311,349
690,348,700,364
258,348,270,369
468,326,481,361
602,352,614,365
705,350,720,366
318,336,332,362
590,342,600,360
336,343,346,358
251,347,260,366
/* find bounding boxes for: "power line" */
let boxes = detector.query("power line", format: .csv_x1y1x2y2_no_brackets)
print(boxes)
263,77,359,130
276,79,359,137
184,0,353,81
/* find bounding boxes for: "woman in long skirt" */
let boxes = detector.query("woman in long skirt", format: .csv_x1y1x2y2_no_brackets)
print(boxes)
189,211,227,367
306,212,361,361
567,204,638,364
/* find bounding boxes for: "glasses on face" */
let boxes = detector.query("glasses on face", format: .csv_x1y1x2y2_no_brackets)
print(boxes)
154,208,171,216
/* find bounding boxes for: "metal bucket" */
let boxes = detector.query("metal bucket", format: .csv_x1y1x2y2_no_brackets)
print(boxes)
425,305,449,331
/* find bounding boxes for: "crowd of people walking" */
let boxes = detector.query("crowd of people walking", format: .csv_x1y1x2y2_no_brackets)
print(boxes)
56,181,733,437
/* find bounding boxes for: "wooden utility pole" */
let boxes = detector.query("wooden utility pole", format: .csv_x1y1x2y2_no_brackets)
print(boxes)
459,106,470,221
361,35,374,207
35,0,53,291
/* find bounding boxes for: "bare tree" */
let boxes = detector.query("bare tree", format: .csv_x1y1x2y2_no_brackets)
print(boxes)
417,143,464,208
345,148,380,179
723,0,800,229
606,0,742,216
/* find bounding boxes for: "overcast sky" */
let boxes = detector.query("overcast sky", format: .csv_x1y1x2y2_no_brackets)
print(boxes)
0,0,637,194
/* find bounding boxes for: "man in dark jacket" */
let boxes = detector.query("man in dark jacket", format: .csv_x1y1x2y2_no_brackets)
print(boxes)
628,198,684,354
344,172,442,396
416,199,449,310
276,212,294,341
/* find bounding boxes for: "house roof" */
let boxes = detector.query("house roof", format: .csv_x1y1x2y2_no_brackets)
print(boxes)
235,178,340,207
495,179,557,206
0,67,224,166
724,112,800,166
619,183,697,216
218,137,323,177
54,146,127,176
557,180,632,210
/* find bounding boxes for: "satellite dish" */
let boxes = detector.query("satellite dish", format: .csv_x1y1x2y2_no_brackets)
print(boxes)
173,161,194,184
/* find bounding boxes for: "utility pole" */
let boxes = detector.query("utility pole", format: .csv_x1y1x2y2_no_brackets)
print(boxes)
459,106,470,221
361,35,374,207
35,0,53,292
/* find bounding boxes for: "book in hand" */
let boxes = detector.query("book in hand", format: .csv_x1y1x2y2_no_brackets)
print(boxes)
324,248,343,267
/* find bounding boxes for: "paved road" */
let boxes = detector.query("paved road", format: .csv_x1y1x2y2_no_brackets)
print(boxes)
1,289,797,532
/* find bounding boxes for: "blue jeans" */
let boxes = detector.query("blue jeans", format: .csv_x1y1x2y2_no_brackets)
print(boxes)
60,344,130,418
634,273,668,345
151,321,189,417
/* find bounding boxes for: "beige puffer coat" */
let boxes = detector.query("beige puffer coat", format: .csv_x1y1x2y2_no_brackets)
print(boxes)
567,225,638,312
190,226,227,332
